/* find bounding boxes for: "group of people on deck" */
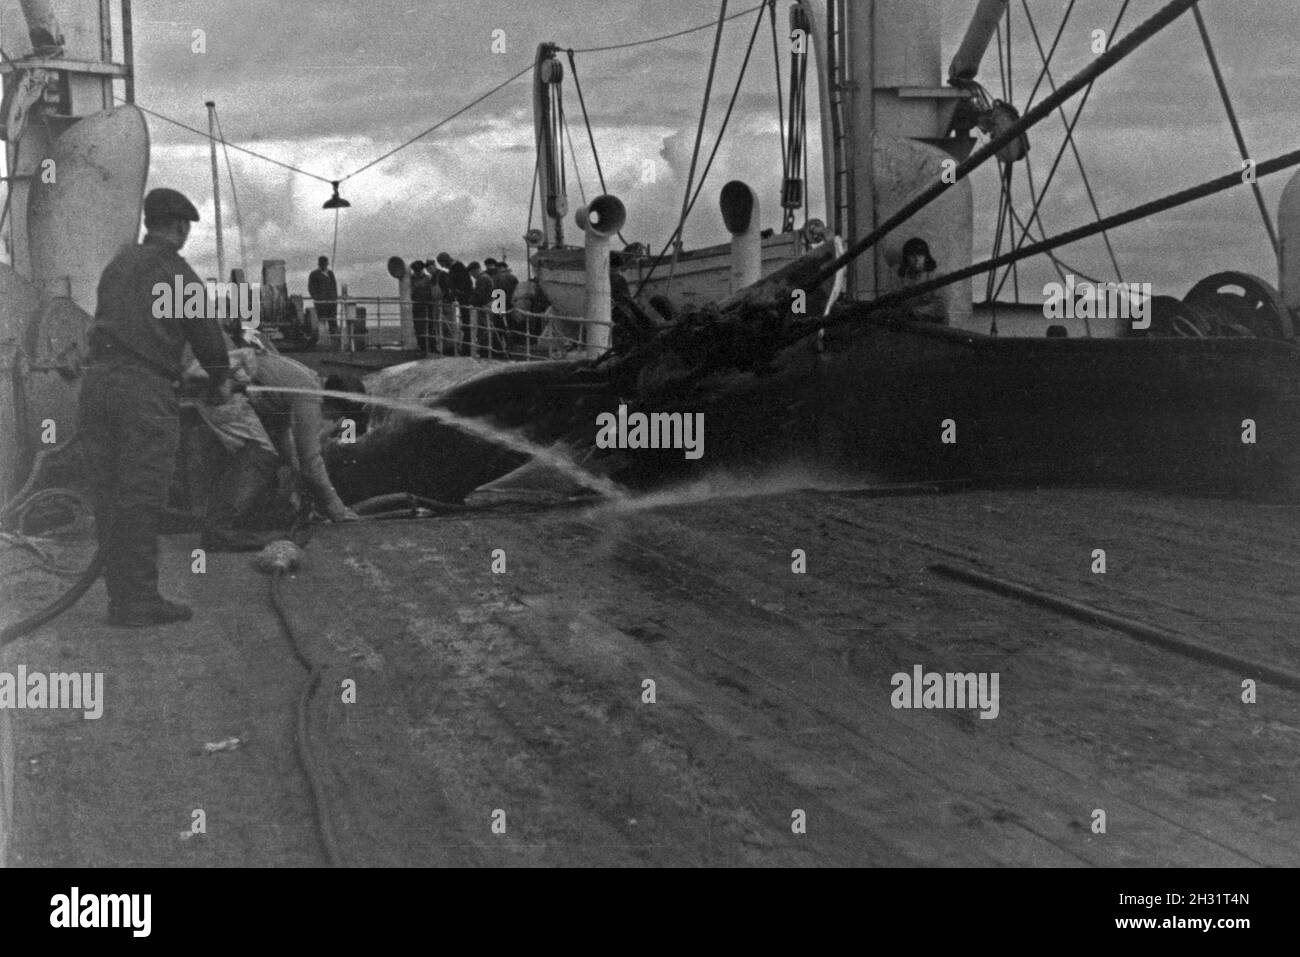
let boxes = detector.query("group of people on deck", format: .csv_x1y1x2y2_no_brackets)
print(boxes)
408,253,527,357
304,232,947,362
307,252,538,355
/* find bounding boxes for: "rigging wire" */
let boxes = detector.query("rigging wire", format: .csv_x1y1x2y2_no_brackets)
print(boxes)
330,207,340,279
985,164,1011,304
633,1,767,298
810,0,1193,292
107,4,766,199
1005,199,1101,288
1005,1,1013,105
525,151,539,279
1021,0,1122,282
117,97,331,182
1190,4,1280,257
571,2,765,53
1021,0,1075,112
564,49,629,245
994,22,1006,101
769,0,786,181
991,0,1131,302
667,0,731,291
561,106,588,207
1020,154,1074,286
564,50,606,197
1022,153,1087,336
214,108,249,278
1009,176,1020,300
341,62,534,182
850,147,1300,318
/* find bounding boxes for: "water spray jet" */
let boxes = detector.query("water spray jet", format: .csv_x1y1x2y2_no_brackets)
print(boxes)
244,385,627,500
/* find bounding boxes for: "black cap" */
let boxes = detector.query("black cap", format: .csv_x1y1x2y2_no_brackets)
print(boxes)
144,187,200,223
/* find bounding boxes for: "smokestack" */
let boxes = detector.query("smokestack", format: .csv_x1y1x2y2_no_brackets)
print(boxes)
575,194,626,356
720,180,761,294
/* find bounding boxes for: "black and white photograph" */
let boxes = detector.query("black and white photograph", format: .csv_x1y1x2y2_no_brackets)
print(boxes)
0,0,1294,917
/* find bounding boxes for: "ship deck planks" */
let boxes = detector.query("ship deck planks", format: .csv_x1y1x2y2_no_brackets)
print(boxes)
3,486,1298,866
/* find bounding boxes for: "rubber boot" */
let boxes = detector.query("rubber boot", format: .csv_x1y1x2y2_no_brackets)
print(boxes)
99,504,131,612
107,505,193,627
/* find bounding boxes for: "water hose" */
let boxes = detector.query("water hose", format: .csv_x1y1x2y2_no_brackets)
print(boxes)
254,541,347,867
0,546,106,648
350,492,470,516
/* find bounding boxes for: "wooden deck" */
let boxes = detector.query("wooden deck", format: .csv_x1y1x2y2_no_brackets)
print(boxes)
3,485,1299,865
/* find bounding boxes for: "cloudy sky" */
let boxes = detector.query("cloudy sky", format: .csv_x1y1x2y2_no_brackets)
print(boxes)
2,0,1296,299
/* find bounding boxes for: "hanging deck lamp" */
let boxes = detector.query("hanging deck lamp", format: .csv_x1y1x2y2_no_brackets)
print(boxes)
322,180,350,209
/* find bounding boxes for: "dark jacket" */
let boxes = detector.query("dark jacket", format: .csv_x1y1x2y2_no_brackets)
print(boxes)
410,272,434,302
470,273,493,308
491,268,519,312
88,234,229,380
308,267,338,317
410,271,434,319
445,261,473,302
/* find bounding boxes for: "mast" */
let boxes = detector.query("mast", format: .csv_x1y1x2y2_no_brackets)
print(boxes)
532,43,566,248
205,100,225,281
799,0,1005,313
842,0,876,298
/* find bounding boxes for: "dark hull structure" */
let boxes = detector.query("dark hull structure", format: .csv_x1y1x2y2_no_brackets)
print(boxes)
327,317,1300,504
813,321,1300,498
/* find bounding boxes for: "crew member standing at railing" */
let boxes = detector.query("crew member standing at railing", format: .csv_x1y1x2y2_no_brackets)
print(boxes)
468,261,501,355
438,253,474,356
492,259,520,353
410,260,434,354
308,256,339,344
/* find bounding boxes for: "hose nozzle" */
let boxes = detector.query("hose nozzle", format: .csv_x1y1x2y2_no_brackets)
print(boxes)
254,540,304,575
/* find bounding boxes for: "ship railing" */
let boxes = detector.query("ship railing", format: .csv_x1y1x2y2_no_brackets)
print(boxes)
303,297,611,361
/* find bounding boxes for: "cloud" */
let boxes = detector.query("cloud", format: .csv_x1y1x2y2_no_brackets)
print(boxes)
2,0,1293,303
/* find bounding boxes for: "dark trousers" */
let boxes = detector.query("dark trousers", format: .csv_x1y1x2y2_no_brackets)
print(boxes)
78,360,180,607
413,304,433,354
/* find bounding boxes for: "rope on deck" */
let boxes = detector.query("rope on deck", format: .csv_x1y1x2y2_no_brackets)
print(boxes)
930,562,1300,694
